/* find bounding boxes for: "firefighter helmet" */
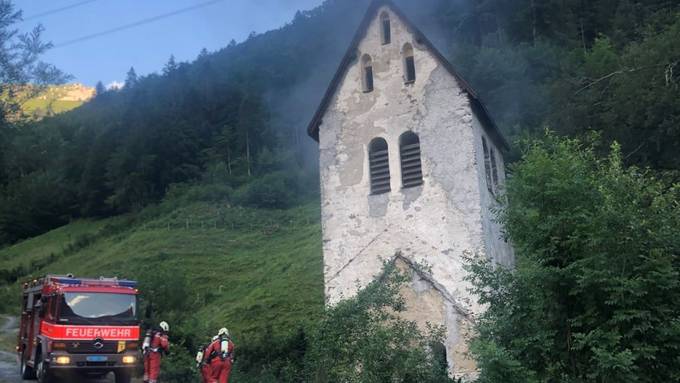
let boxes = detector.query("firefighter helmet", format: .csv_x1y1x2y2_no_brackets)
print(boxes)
159,321,170,332
218,327,229,337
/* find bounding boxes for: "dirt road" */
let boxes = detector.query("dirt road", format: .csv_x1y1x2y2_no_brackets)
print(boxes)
0,316,139,383
0,316,20,383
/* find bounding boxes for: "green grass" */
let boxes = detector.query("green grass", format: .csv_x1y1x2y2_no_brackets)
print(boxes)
0,200,324,341
22,98,84,115
0,219,108,270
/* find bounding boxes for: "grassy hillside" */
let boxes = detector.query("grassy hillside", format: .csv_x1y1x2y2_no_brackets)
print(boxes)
0,219,109,272
22,98,84,116
0,194,324,344
1,83,94,121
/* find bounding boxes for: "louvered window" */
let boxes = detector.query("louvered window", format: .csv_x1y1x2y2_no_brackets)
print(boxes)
482,137,494,194
381,13,391,45
369,138,391,195
400,132,423,188
362,55,374,93
403,44,416,83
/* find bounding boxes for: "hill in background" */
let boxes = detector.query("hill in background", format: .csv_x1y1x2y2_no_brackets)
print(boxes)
2,83,95,121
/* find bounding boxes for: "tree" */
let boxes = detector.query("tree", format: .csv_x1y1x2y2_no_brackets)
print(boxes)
163,54,178,75
0,0,68,124
95,81,106,96
467,133,680,383
551,18,680,171
124,67,138,89
236,94,270,177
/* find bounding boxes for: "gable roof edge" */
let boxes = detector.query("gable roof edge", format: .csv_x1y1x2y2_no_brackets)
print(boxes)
306,0,509,151
387,252,473,319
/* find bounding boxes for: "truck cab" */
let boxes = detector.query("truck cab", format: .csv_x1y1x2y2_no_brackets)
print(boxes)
18,275,141,383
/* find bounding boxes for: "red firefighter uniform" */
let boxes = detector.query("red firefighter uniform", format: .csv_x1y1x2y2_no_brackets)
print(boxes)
143,330,170,383
201,361,212,383
203,337,235,383
199,344,212,383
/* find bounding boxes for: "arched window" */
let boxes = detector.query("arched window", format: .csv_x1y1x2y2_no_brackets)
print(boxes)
369,138,391,195
380,12,391,45
362,55,374,93
482,137,493,194
400,132,423,188
490,147,499,189
403,43,416,83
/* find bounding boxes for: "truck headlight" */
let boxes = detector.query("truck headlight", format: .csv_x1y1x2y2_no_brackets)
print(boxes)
55,356,71,365
122,356,136,364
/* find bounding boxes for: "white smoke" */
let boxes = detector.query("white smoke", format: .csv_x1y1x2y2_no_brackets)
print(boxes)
106,81,124,90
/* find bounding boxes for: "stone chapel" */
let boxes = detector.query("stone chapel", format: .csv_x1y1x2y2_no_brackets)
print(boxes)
307,0,514,378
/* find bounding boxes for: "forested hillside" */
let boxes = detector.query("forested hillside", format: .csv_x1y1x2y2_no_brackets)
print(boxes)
1,0,679,245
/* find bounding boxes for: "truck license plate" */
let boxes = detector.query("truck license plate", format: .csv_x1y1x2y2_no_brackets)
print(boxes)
87,356,108,362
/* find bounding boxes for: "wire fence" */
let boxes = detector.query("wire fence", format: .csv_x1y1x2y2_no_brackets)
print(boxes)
137,214,318,235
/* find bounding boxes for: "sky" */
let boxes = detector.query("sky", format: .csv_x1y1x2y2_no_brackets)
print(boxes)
14,0,325,87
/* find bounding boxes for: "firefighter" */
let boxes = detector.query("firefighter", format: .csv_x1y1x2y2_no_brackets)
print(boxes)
203,328,235,383
143,321,170,383
196,336,218,383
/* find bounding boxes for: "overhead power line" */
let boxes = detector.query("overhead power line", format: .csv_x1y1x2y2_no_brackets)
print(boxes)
23,0,101,22
54,0,227,48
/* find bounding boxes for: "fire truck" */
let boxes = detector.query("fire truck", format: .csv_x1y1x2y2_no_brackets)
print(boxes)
17,275,141,383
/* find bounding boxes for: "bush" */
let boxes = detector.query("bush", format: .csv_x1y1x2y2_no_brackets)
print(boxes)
303,263,453,383
137,262,192,327
467,133,680,383
160,347,201,383
235,172,297,209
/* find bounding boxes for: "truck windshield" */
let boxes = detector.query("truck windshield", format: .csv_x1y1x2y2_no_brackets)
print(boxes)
59,292,137,324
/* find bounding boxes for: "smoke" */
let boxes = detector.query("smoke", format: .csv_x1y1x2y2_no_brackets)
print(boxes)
263,0,537,164
263,0,373,169
106,80,124,90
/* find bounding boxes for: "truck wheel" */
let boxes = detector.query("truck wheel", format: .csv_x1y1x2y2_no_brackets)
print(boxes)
115,371,132,383
35,352,56,383
20,350,36,379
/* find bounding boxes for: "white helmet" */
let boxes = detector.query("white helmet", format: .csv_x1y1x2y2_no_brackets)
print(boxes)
218,327,229,337
159,321,170,332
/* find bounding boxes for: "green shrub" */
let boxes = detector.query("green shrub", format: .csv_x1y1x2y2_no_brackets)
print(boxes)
303,263,453,383
160,346,201,383
236,172,297,209
467,133,680,383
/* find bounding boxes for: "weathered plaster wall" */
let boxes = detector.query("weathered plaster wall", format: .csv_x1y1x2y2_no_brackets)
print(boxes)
395,258,478,379
316,6,511,380
472,115,515,267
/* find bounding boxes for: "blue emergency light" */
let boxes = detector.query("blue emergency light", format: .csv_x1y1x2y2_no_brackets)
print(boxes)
52,277,82,286
50,276,138,288
117,280,138,288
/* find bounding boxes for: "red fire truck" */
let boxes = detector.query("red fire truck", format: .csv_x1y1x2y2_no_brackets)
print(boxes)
17,275,141,383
